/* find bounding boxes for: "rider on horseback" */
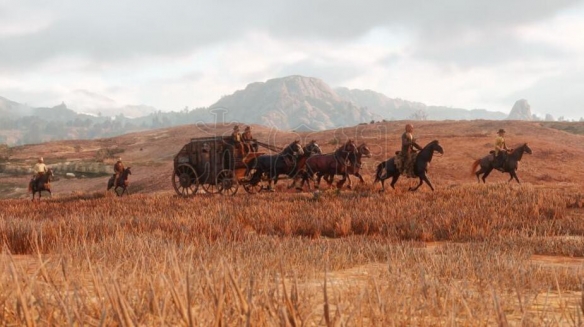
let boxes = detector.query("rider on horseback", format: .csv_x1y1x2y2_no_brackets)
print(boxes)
493,129,508,170
401,124,422,178
114,158,124,186
29,157,48,193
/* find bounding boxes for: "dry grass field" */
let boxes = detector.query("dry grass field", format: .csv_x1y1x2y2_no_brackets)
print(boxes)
1,120,584,325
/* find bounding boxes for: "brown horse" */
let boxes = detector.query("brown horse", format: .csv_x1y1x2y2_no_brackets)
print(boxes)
107,167,132,196
323,143,371,189
301,140,359,189
471,143,532,183
287,141,322,190
30,168,54,201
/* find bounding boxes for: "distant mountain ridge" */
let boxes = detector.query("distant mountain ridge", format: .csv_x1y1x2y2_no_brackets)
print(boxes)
334,87,507,120
2,75,510,145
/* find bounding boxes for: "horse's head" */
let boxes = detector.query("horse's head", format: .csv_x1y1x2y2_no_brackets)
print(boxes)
428,140,444,154
286,140,304,156
523,143,532,155
342,139,358,154
358,143,371,158
304,141,322,156
125,167,132,176
47,168,54,181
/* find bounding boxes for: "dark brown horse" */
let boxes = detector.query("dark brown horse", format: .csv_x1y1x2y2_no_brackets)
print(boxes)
30,168,54,201
287,141,322,190
375,140,443,192
107,167,132,196
249,141,304,191
323,143,371,189
471,143,532,183
301,140,359,189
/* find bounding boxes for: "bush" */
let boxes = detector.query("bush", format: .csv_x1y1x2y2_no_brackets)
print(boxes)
95,147,125,161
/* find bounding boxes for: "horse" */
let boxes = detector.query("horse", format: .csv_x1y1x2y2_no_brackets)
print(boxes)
30,168,54,201
287,141,323,190
107,167,132,196
375,140,444,192
249,141,304,191
471,143,532,183
323,143,371,189
301,140,359,189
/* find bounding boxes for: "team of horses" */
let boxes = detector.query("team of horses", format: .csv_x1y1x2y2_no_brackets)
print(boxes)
27,138,532,200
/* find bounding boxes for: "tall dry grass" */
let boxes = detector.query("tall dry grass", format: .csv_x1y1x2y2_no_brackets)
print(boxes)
1,183,584,325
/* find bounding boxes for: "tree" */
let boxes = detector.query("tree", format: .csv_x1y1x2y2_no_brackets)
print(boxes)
409,109,428,121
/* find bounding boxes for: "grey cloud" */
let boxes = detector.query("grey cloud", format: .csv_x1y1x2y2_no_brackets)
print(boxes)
1,0,581,71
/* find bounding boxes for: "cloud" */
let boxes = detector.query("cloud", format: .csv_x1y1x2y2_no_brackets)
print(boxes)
0,0,580,71
1,0,584,119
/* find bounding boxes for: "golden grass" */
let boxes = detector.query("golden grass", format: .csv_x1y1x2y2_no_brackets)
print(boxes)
2,184,584,325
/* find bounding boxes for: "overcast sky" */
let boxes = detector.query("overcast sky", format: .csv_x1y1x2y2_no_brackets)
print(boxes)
1,0,583,119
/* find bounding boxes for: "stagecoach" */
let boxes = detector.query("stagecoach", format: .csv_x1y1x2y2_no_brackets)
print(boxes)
171,136,271,197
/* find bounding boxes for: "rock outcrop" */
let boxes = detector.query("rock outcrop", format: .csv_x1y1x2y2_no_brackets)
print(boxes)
507,99,533,120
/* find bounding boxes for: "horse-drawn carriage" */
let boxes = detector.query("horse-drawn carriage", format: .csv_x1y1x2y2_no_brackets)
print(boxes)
171,136,265,196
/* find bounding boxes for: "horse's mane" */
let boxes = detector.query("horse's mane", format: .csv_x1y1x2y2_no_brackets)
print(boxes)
510,143,527,154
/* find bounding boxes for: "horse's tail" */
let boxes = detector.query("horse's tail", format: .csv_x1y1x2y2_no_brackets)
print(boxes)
374,162,384,183
470,159,480,176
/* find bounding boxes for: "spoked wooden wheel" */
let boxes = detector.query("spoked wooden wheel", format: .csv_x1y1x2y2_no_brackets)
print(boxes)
172,164,199,197
217,169,239,195
201,176,222,194
243,168,263,194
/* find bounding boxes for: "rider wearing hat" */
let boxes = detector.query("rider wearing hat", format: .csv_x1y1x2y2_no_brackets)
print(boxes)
401,124,422,177
494,128,508,169
29,157,48,192
114,157,124,186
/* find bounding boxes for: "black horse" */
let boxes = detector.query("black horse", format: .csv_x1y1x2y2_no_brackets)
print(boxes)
471,143,532,183
249,141,304,191
287,141,323,190
107,167,132,196
30,168,54,201
375,140,444,192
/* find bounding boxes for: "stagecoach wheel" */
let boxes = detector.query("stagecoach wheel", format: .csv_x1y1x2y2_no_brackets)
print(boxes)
201,182,221,194
243,168,263,194
172,164,199,197
216,169,239,196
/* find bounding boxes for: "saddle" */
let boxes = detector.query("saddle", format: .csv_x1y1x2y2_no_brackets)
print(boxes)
394,151,418,177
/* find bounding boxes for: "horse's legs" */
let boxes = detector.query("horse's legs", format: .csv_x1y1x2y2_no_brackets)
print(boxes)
346,174,352,190
413,173,434,191
390,174,400,189
356,172,364,184
315,172,324,188
509,170,520,183
482,168,493,183
337,173,347,189
475,168,484,183
409,176,424,192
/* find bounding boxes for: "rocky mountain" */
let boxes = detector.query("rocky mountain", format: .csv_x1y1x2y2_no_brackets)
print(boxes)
507,99,533,120
209,76,376,130
335,87,507,120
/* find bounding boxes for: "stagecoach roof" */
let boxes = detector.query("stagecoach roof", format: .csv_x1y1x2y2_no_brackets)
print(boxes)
189,135,231,143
